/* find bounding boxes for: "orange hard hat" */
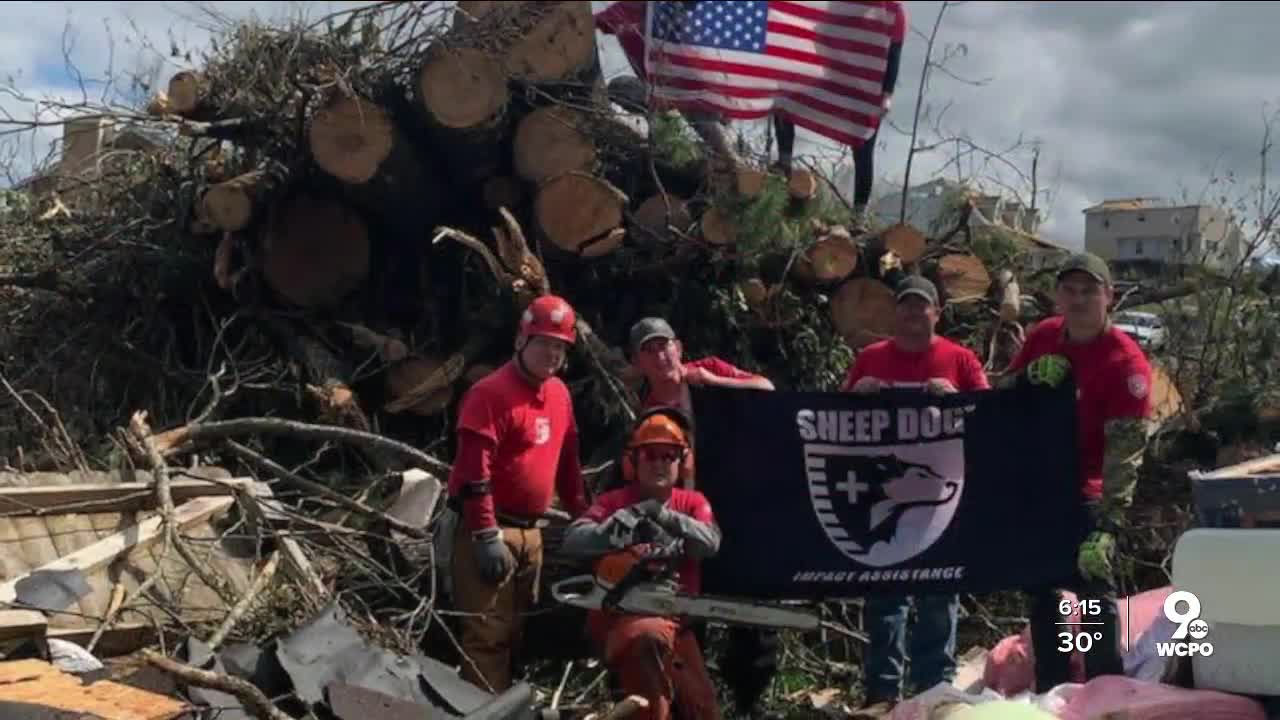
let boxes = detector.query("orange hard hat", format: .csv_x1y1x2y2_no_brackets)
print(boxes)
627,411,689,450
518,295,576,344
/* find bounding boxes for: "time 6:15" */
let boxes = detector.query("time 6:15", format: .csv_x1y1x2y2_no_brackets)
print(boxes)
1060,599,1101,616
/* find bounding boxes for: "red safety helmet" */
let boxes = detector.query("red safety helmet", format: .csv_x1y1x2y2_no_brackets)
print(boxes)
518,294,577,345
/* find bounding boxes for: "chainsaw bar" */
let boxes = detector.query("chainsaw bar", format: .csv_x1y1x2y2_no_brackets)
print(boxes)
550,575,821,631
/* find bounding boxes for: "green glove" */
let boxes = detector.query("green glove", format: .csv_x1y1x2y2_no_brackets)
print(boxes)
1026,354,1070,388
1077,530,1115,583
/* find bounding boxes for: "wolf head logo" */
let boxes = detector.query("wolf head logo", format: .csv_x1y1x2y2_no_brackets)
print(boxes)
804,441,964,567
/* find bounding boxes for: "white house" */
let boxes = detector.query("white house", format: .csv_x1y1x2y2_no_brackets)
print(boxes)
1082,198,1247,273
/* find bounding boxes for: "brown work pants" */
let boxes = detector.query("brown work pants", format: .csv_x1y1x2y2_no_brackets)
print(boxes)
588,612,722,720
451,522,543,693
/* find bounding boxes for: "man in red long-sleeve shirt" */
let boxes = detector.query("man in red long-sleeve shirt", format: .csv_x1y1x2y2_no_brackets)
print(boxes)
446,294,589,692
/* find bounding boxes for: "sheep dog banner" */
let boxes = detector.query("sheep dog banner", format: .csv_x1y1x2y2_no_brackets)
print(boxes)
689,380,1090,599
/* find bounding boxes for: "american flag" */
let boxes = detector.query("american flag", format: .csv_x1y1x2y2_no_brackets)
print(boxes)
595,1,905,149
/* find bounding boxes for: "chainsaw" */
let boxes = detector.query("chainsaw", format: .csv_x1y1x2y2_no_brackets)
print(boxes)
549,542,822,631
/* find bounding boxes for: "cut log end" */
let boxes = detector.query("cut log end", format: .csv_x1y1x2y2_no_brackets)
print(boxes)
700,206,736,246
881,223,927,265
308,94,394,185
798,232,860,284
937,253,992,302
633,193,692,239
788,169,817,201
201,171,263,232
262,192,370,309
385,355,455,416
505,1,596,83
534,172,627,256
167,71,201,115
419,46,509,130
514,105,596,184
736,167,768,197
831,277,897,348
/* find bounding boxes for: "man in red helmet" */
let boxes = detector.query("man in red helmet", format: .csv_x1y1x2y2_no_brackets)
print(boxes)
561,407,723,720
445,294,590,692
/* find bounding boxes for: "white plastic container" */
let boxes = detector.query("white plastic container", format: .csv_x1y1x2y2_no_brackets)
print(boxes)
1172,527,1280,695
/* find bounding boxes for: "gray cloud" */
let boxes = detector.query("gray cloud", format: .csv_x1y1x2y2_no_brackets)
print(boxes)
3,1,1277,254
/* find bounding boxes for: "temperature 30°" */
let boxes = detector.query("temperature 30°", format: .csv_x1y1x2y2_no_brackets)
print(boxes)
1058,631,1103,653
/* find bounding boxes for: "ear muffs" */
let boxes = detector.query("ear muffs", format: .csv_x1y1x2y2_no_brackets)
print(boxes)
621,405,696,486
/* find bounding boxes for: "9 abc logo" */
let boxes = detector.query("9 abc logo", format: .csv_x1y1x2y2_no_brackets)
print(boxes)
1162,590,1214,657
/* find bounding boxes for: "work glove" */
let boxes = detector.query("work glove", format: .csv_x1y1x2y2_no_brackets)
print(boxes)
1025,354,1071,388
601,505,648,548
472,528,516,585
1077,530,1115,584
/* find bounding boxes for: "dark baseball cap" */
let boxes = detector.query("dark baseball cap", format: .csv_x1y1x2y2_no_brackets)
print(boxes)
1057,252,1112,286
896,275,939,306
629,317,677,354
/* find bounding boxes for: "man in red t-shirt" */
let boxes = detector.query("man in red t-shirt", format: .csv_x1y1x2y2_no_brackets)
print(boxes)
561,407,723,720
842,275,989,715
444,295,590,692
1002,252,1153,692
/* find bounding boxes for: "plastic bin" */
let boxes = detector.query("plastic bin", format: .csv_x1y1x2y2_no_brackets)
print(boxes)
1187,453,1280,528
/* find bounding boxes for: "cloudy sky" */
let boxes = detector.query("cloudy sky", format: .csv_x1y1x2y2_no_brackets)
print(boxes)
2,1,1277,251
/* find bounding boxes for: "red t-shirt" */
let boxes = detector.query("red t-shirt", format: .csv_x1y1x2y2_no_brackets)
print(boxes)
1006,317,1153,500
594,1,648,80
580,485,716,596
641,356,760,411
841,336,991,392
447,361,587,531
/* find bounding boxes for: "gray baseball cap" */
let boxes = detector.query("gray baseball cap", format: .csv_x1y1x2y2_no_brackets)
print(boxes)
896,275,939,306
1057,252,1113,286
629,317,677,354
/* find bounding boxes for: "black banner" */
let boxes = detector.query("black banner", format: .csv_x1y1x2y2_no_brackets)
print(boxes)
690,381,1089,598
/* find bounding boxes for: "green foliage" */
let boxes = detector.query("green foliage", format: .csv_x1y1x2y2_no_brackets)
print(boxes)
649,111,704,169
969,225,1021,269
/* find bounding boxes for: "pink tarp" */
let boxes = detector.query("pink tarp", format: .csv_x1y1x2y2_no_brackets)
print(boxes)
982,586,1175,695
1055,676,1266,720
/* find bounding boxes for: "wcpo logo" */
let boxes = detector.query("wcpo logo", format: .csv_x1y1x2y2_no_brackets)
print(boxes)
1155,590,1214,658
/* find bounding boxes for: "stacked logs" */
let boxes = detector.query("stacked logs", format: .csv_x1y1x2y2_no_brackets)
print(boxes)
146,0,1036,426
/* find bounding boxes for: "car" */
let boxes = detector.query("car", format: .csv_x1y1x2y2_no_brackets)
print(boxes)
1114,310,1167,350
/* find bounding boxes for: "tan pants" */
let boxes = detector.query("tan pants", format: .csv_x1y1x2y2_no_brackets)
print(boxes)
451,522,543,693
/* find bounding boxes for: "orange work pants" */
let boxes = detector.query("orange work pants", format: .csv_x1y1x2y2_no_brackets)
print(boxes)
451,522,543,693
589,612,722,720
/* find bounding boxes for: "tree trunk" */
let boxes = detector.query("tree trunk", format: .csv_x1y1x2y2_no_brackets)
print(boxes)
787,169,818,201
935,253,992,302
308,92,439,237
167,71,205,117
384,354,456,417
793,227,860,285
533,172,628,257
996,269,1021,322
514,105,597,184
632,193,692,243
198,163,288,232
881,223,927,265
260,191,371,310
700,206,736,246
502,1,602,106
416,44,511,186
831,277,897,348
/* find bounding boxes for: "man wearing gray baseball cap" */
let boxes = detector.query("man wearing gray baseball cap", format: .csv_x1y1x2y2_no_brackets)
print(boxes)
625,314,778,719
843,275,990,716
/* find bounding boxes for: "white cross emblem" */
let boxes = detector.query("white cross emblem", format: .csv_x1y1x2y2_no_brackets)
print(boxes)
835,471,870,505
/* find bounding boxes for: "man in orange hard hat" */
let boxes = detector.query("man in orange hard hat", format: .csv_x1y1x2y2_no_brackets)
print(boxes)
561,407,723,720
444,294,590,692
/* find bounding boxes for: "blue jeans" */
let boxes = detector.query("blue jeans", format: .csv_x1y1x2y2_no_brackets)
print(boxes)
863,593,959,701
